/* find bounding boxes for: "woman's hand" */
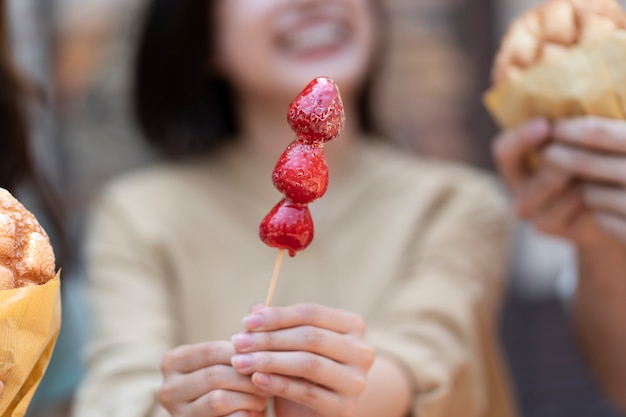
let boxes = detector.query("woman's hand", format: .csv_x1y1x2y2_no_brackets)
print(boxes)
542,117,626,245
156,341,270,417
493,118,610,247
231,303,375,417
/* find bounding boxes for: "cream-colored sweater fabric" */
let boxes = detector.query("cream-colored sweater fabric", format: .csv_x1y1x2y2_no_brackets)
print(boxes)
73,138,518,417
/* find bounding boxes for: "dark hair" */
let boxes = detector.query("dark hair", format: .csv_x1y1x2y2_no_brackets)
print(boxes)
133,0,383,158
0,1,70,270
0,2,29,190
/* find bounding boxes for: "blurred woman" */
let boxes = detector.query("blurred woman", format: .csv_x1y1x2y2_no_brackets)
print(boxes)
73,1,517,416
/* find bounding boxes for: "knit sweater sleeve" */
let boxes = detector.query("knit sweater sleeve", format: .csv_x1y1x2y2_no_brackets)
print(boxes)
366,172,518,417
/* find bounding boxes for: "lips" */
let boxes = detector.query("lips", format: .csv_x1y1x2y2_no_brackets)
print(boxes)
274,4,352,60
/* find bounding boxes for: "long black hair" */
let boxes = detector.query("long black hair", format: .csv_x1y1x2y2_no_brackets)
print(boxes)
0,1,29,190
133,0,383,158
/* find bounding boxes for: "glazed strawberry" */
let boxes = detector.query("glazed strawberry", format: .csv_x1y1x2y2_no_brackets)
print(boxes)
272,140,329,204
259,199,314,257
287,76,345,144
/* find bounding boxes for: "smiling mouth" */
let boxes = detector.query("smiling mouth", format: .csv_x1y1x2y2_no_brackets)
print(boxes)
279,20,350,58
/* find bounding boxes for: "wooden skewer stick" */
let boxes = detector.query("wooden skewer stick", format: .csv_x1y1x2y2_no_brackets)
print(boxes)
265,249,285,306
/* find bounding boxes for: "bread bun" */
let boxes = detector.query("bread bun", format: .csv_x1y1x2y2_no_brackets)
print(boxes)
0,188,55,290
492,0,626,85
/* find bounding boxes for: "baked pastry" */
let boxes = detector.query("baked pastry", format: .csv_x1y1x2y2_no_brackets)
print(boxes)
0,188,55,290
484,0,626,128
493,0,626,85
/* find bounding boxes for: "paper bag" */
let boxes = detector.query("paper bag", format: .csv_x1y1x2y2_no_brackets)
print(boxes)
0,272,61,417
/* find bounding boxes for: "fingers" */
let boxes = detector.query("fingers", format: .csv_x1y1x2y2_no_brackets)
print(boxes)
251,372,358,417
584,183,626,244
531,183,585,236
161,341,234,374
554,117,626,153
594,212,626,244
182,390,269,417
159,364,265,404
492,118,551,188
242,303,366,336
515,167,571,218
158,341,271,416
232,326,372,365
231,351,363,392
584,184,626,217
544,144,626,185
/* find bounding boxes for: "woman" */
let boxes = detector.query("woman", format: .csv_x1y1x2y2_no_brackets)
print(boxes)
493,117,626,413
73,0,517,416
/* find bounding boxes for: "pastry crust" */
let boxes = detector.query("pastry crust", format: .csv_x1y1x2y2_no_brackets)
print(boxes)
492,0,626,85
0,188,55,290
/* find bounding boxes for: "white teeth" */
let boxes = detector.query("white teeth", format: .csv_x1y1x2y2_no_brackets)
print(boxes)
285,23,346,53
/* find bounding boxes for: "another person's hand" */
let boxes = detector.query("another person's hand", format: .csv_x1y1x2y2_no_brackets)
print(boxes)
231,303,375,417
156,341,270,417
542,117,626,245
493,118,612,248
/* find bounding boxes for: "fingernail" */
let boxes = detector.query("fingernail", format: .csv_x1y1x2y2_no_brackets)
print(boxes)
231,333,254,350
253,372,271,387
243,314,263,330
232,354,253,370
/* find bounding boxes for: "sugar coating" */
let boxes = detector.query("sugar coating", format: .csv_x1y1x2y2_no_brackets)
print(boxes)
0,188,55,290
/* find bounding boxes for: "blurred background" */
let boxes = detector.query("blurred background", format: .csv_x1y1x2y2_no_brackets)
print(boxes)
7,0,622,416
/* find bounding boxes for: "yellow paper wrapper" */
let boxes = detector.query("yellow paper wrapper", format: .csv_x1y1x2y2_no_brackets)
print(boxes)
0,272,61,417
484,31,626,128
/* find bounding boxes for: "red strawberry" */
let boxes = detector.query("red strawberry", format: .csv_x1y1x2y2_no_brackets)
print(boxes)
287,76,345,144
259,199,314,257
272,140,329,204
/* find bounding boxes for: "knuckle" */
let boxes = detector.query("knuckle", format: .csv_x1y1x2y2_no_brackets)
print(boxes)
206,389,228,414
361,344,376,368
160,348,181,374
301,353,322,374
348,372,368,394
303,326,325,349
203,365,224,389
156,383,175,409
259,330,273,348
297,303,319,324
347,313,367,334
300,381,320,404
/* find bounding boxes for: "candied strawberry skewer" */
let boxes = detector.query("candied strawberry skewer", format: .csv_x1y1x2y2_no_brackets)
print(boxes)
260,76,344,305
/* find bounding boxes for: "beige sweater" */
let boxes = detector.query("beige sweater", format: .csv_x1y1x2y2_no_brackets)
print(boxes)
73,138,518,417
